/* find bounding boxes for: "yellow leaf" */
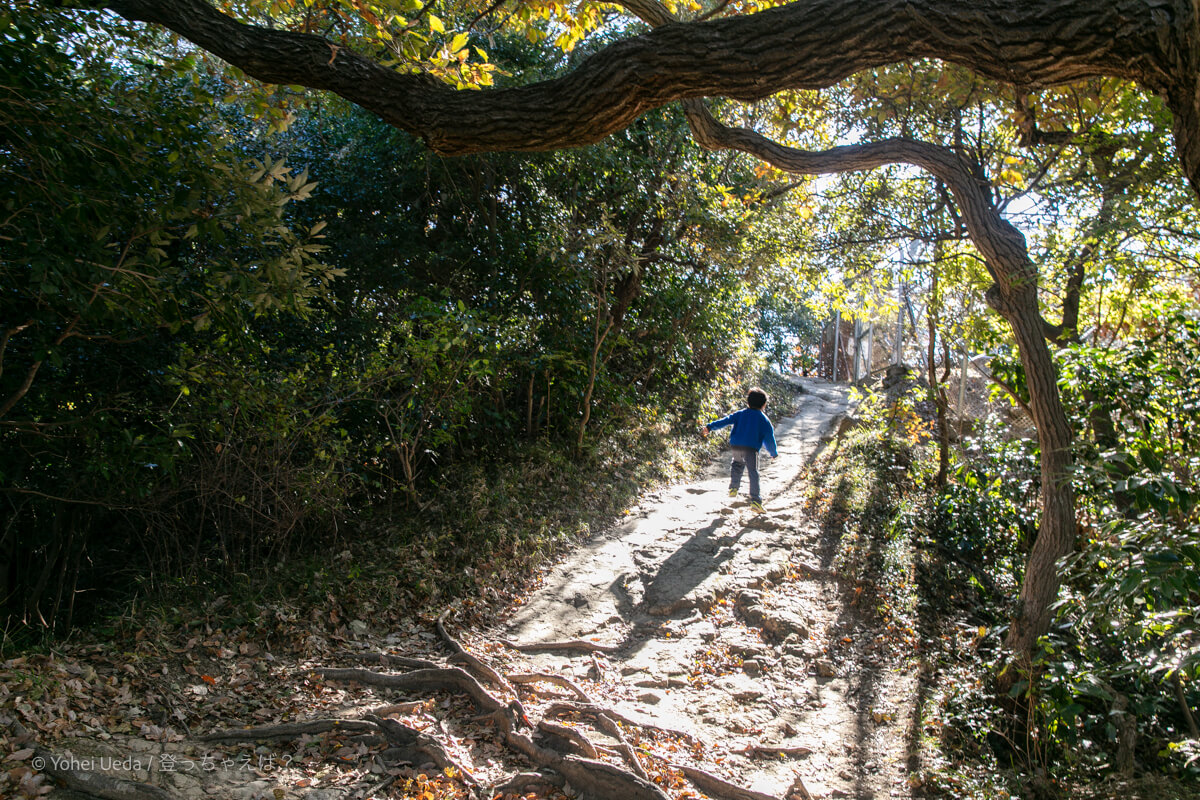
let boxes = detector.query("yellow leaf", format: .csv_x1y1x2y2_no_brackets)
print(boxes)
428,13,445,33
450,32,469,53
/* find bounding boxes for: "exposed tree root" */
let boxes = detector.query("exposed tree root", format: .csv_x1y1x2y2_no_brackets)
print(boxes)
669,762,784,800
198,719,377,741
33,748,174,800
179,624,780,800
337,651,443,670
731,743,813,758
537,719,600,758
509,672,594,702
317,662,670,799
312,666,521,730
553,754,669,800
436,612,532,725
438,611,514,692
544,700,699,744
368,699,435,716
365,714,479,785
491,771,564,796
502,637,620,654
544,701,648,780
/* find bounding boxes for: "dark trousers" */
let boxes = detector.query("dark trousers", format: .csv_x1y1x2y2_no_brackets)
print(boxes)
729,446,760,501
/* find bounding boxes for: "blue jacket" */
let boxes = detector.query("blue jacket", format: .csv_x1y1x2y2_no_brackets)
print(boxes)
707,407,777,457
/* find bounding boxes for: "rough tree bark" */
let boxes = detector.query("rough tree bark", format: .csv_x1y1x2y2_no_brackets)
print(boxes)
84,0,1200,193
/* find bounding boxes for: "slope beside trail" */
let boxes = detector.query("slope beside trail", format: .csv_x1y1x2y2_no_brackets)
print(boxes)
495,376,919,800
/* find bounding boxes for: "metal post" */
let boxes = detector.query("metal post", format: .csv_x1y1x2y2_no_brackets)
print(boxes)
832,311,841,381
958,346,969,413
852,318,862,381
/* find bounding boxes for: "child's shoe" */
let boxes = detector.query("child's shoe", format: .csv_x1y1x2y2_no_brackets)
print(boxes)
728,488,738,498
749,500,764,513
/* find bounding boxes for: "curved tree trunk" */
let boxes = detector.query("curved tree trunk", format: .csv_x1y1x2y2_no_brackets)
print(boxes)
986,286,1076,667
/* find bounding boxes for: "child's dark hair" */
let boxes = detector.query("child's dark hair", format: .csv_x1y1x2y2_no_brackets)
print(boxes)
747,387,768,410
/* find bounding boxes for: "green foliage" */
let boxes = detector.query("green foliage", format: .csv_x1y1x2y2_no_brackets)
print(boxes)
0,8,335,630
933,422,1040,596
1,14,800,639
754,294,820,372
1034,316,1200,775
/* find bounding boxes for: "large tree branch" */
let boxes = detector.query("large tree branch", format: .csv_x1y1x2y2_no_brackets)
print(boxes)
88,0,1200,193
681,100,1035,300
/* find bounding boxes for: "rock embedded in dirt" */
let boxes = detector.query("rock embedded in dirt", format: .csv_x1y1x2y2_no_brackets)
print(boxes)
717,674,767,701
760,608,810,640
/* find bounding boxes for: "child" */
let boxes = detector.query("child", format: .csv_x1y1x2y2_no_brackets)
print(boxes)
701,387,778,512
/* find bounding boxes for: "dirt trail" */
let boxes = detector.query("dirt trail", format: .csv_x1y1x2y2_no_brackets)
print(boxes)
498,377,918,799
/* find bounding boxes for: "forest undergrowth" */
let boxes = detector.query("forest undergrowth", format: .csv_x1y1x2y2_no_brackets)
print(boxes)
802,377,1200,800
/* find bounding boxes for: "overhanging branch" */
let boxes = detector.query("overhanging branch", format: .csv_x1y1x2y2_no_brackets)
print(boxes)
81,0,1197,191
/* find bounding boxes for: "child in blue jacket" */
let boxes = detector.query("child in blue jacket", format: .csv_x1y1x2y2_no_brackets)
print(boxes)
701,387,777,512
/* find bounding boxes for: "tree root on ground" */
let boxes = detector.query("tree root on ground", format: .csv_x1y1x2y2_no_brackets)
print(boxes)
45,618,793,800
668,762,783,800
493,771,564,795
32,748,174,800
543,701,648,780
438,611,517,694
731,743,813,758
336,650,443,671
536,719,600,758
501,637,620,654
543,700,699,744
198,719,378,741
509,672,594,702
365,714,479,785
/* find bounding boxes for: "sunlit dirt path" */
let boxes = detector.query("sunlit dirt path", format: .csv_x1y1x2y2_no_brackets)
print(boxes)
494,377,920,800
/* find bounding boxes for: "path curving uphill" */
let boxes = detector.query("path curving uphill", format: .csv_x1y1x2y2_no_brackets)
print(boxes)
500,377,919,799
